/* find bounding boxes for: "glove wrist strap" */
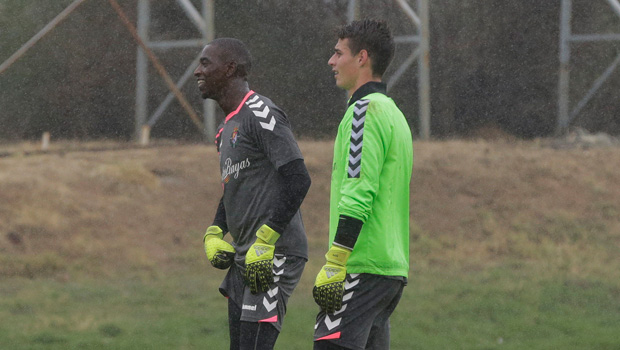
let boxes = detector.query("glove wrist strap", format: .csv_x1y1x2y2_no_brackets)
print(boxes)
325,245,352,266
256,224,280,245
204,225,223,241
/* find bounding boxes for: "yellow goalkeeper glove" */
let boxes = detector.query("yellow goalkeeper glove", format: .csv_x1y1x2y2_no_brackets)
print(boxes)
203,226,235,269
245,224,280,294
313,245,352,313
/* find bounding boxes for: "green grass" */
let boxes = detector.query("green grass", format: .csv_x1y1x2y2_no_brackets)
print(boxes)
2,140,620,349
391,266,620,349
0,272,230,350
2,262,619,349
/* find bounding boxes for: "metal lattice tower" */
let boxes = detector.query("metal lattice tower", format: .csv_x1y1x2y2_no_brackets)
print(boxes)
135,0,216,141
558,0,620,135
347,0,430,139
134,0,430,140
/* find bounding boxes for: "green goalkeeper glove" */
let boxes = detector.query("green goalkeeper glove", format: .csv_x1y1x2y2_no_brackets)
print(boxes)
203,226,235,269
245,224,280,294
313,245,352,313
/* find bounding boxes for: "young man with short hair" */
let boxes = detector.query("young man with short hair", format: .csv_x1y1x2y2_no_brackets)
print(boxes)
195,37,311,350
313,19,414,350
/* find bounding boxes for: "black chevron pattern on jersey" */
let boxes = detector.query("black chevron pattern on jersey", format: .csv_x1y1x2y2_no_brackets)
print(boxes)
348,99,370,178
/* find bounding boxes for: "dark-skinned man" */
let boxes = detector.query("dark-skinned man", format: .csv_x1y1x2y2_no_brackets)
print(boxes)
195,37,311,350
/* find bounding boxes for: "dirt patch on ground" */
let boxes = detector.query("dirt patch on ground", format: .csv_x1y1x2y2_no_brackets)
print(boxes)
1,139,619,278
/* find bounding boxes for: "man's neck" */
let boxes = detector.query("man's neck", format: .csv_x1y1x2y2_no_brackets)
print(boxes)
347,80,388,107
219,81,250,115
347,76,382,99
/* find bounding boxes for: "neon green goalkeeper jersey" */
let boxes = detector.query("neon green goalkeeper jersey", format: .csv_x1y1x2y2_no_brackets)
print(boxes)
329,82,413,278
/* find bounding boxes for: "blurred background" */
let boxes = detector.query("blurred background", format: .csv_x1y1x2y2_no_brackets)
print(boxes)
1,0,619,143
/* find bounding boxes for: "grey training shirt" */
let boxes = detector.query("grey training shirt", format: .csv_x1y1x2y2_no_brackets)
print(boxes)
216,90,308,265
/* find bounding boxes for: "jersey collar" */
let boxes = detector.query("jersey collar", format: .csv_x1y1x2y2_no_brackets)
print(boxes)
225,90,255,123
347,82,387,107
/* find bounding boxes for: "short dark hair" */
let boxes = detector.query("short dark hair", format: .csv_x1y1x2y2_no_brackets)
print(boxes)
210,38,252,79
337,19,395,76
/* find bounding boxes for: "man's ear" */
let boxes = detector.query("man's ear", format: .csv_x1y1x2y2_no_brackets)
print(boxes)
225,61,238,77
357,49,370,67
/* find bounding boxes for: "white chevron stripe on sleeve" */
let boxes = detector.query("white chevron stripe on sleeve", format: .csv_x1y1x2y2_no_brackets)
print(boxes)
354,105,368,115
349,153,361,164
352,115,366,127
351,129,363,140
347,167,360,178
260,116,276,131
249,100,264,109
350,141,363,152
252,105,270,119
247,95,259,104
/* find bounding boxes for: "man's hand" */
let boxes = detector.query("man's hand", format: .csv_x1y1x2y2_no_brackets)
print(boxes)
245,225,280,294
313,245,352,313
203,226,235,269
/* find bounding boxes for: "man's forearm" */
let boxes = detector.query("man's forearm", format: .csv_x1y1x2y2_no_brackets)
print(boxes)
212,196,228,232
266,159,311,233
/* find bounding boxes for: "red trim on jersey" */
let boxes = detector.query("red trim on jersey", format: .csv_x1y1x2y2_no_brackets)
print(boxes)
316,332,341,341
258,315,278,323
224,90,255,124
215,127,223,144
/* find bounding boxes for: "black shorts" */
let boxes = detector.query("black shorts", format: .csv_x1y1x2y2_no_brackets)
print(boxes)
219,254,306,332
313,273,405,350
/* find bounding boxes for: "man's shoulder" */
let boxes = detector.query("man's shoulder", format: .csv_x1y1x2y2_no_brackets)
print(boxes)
245,92,282,110
349,92,394,109
236,92,292,135
241,92,287,121
366,92,395,106
344,94,410,138
347,93,401,118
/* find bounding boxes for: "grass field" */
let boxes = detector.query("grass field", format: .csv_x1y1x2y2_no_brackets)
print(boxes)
1,139,620,349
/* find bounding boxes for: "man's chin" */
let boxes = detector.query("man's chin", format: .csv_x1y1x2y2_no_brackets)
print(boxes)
334,79,348,91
